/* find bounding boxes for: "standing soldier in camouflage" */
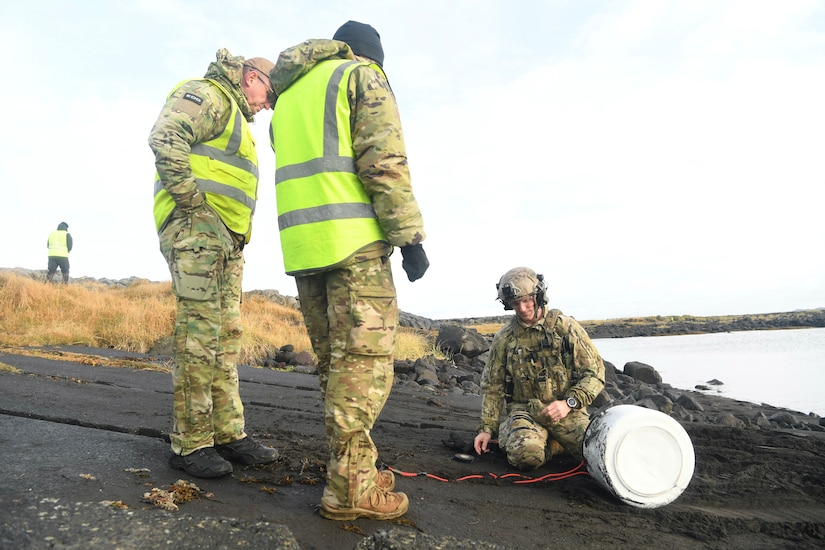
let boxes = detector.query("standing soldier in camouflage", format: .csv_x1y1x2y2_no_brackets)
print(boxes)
149,49,279,478
46,221,72,283
474,267,606,469
269,21,429,520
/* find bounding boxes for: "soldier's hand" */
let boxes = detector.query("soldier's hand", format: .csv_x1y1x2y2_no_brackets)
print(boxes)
540,400,572,422
180,191,206,213
474,432,492,455
400,244,429,282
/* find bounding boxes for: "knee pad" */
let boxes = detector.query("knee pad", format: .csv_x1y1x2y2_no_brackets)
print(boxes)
507,442,546,471
506,427,547,470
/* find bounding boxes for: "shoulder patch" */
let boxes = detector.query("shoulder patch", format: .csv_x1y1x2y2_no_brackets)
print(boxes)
183,92,203,105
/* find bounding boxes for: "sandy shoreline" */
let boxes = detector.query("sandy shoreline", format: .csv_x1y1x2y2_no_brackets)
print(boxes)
1,345,824,549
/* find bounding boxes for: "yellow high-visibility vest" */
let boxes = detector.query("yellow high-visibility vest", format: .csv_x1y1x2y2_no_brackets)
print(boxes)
153,79,258,237
271,59,386,274
47,230,69,257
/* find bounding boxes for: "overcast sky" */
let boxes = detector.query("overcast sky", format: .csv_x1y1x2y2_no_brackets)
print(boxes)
2,0,823,320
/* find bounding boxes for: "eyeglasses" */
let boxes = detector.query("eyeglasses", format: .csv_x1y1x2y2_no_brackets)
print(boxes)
244,62,276,102
254,71,277,103
255,72,274,95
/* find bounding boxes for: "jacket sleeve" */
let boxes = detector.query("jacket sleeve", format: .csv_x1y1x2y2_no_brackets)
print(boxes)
562,317,606,407
148,80,229,211
66,234,73,252
478,329,509,435
348,65,425,248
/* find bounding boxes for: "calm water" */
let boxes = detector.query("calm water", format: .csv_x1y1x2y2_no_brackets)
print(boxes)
593,327,825,417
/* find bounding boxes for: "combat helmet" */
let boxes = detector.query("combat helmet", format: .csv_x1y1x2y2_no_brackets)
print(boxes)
496,267,547,311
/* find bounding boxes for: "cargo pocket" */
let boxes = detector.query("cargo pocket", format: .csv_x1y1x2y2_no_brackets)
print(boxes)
550,365,570,399
170,240,221,302
347,287,397,356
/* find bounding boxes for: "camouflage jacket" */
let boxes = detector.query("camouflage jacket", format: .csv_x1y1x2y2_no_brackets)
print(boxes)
270,39,425,249
478,308,606,435
148,49,256,213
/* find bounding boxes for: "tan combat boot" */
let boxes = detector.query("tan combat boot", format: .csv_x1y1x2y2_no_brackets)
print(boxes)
320,486,409,521
376,469,395,491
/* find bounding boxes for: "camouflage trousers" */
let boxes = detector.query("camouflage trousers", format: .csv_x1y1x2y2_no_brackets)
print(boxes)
295,255,397,507
159,206,247,456
498,405,591,469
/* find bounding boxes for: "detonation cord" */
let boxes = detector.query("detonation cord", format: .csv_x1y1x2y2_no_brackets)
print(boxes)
386,461,588,485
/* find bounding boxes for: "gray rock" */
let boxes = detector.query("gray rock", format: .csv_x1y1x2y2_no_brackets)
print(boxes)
676,394,705,412
415,366,440,387
753,411,772,429
355,528,507,550
768,411,800,427
633,386,660,400
435,325,490,358
716,413,746,428
623,361,663,384
646,394,675,414
292,350,315,367
399,310,441,331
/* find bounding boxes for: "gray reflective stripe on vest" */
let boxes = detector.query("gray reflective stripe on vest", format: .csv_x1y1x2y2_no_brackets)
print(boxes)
153,178,256,212
196,178,256,211
279,202,376,231
275,60,361,186
275,156,356,184
323,61,358,155
190,112,259,178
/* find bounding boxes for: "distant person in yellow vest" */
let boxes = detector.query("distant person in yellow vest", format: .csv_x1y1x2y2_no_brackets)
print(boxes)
148,49,278,479
270,21,429,521
46,221,72,283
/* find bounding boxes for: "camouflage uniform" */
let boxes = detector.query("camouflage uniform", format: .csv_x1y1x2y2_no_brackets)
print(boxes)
270,40,425,507
479,309,606,467
149,50,258,456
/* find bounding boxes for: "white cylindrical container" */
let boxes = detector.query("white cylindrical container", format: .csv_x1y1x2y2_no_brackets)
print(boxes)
583,404,695,509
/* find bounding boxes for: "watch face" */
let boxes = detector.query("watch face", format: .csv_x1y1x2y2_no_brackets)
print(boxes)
567,397,578,408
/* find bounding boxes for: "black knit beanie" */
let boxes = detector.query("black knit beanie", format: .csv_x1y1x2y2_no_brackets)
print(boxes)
333,20,384,66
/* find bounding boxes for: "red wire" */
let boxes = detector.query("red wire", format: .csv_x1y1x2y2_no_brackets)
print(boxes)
455,475,485,481
425,473,450,482
387,462,588,484
513,470,589,484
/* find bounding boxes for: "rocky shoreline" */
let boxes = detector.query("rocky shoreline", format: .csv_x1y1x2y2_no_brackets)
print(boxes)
264,323,824,434
3,267,825,548
2,341,824,548
6,266,823,430
6,267,823,338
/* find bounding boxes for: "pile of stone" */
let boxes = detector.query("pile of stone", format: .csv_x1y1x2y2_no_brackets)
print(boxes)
393,325,825,433
7,267,820,432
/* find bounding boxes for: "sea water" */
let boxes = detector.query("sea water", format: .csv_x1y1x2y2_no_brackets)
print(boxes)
593,327,825,417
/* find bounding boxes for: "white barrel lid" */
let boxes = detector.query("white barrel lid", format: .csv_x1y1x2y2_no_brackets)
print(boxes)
584,405,695,508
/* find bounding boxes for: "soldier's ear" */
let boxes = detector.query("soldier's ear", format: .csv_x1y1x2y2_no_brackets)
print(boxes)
240,69,255,90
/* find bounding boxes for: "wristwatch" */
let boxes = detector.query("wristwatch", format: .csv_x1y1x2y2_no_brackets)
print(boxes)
566,396,579,409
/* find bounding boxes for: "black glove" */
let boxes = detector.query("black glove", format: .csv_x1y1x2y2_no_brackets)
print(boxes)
400,244,429,282
442,432,474,454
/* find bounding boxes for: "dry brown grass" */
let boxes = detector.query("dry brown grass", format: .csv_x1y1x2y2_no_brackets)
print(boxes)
395,327,442,361
466,322,505,337
238,293,311,364
0,273,174,352
0,272,433,366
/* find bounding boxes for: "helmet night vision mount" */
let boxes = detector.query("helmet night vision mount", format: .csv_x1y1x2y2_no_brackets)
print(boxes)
496,267,548,311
